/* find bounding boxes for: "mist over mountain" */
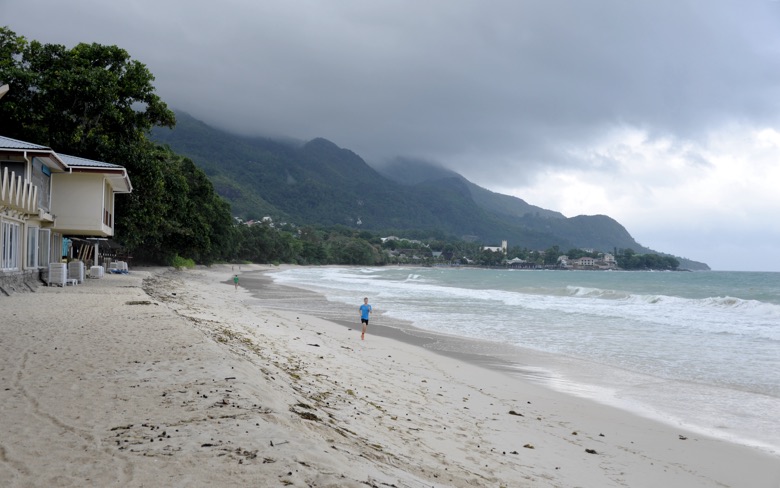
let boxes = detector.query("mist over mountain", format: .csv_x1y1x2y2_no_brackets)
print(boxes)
152,111,709,270
376,157,565,220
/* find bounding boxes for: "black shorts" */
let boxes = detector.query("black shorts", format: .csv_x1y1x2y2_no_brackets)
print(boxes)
361,318,369,325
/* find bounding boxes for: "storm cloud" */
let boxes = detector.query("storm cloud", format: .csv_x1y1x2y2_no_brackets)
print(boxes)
3,0,780,270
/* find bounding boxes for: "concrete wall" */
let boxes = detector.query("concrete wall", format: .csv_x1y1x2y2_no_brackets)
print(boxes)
0,269,41,296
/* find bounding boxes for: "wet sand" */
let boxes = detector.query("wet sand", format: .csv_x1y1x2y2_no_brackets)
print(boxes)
238,270,530,372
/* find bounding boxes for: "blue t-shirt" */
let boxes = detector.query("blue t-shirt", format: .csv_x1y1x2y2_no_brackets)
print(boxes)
360,303,372,320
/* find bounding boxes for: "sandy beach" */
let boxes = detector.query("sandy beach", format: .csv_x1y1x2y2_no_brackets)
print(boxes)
1,264,778,487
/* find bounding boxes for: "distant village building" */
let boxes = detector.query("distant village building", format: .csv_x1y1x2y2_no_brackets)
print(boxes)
381,236,425,246
483,240,507,254
572,257,596,267
568,254,618,270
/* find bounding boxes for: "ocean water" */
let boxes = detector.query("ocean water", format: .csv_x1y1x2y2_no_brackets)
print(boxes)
269,266,780,454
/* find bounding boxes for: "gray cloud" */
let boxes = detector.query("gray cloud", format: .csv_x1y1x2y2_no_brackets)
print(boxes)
12,3,779,156
4,0,780,269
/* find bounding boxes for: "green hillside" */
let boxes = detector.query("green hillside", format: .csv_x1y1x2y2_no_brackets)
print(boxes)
151,111,709,269
377,157,564,220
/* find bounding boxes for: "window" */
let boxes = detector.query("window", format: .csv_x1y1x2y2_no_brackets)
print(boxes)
38,229,51,267
27,226,39,268
51,232,63,262
32,158,52,210
1,220,20,270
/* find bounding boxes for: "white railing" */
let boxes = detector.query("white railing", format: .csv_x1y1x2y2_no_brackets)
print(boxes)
0,167,38,214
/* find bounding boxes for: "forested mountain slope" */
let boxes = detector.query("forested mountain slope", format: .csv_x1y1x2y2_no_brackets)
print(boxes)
152,111,708,269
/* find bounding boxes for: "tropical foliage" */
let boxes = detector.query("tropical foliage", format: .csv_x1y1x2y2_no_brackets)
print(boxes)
0,27,233,263
615,248,680,271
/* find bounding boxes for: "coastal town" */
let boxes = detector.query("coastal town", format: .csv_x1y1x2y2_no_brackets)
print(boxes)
379,236,625,270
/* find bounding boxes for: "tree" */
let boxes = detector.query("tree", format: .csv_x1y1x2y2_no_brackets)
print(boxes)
298,226,328,264
615,248,679,270
565,248,586,260
325,235,379,265
479,249,504,266
543,245,561,265
0,28,236,264
0,28,174,154
152,153,236,264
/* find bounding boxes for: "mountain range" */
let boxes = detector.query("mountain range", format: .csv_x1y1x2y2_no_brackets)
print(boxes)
151,111,709,270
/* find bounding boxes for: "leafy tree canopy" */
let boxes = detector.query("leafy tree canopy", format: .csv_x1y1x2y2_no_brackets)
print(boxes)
0,27,233,264
0,27,174,153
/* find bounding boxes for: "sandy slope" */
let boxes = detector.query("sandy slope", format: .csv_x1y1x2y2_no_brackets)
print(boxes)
0,264,777,487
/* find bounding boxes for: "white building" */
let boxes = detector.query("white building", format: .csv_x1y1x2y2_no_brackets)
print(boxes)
573,257,595,267
1,135,132,293
483,240,507,253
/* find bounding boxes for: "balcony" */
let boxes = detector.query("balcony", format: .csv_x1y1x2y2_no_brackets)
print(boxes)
0,168,38,215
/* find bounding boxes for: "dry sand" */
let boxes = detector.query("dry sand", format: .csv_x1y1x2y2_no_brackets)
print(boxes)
1,264,778,487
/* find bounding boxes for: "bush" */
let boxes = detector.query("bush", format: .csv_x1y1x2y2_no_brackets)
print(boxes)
170,255,196,269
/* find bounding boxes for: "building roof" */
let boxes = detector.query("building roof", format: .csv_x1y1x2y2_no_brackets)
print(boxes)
59,153,132,193
58,153,124,169
0,135,68,171
0,134,132,192
0,134,52,151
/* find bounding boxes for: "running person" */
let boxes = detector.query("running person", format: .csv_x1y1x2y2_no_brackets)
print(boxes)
359,297,372,340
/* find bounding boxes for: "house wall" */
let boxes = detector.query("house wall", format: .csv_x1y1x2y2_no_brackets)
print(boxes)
51,172,114,236
0,213,60,294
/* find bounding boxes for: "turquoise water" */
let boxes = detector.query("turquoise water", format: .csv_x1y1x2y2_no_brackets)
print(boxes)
270,267,780,454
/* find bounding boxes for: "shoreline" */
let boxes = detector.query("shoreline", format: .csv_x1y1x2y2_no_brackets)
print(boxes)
247,266,780,456
238,269,532,371
236,264,780,485
1,264,777,487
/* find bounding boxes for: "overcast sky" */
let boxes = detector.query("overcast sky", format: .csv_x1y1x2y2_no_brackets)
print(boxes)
3,0,780,271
